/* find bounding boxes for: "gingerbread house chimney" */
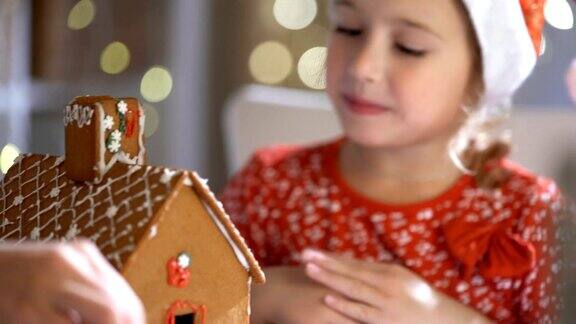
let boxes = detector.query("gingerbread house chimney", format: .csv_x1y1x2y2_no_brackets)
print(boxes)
64,95,146,182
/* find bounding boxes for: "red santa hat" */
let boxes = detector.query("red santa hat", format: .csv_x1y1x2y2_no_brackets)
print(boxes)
461,0,545,110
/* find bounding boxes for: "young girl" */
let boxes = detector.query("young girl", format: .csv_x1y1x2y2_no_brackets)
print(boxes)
222,0,564,323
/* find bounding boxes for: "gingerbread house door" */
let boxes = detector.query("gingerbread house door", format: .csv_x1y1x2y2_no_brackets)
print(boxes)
166,301,207,324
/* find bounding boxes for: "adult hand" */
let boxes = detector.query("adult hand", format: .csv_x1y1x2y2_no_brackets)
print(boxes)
0,239,145,324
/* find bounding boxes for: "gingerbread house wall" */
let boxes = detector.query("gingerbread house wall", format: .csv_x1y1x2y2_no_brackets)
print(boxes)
64,105,98,181
122,182,250,324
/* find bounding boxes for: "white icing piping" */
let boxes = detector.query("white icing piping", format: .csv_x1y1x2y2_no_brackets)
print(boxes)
201,200,250,271
0,155,177,269
94,102,146,182
183,176,193,187
247,277,252,315
137,102,146,161
160,169,177,184
63,104,94,128
148,225,158,238
191,171,261,277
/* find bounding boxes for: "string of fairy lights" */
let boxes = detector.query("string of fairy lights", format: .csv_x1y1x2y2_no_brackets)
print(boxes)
0,0,575,174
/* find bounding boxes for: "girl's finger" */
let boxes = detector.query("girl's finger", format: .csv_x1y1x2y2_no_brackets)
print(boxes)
305,263,386,307
324,294,384,324
302,249,384,286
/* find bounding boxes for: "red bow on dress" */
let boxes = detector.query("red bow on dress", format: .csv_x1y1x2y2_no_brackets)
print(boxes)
443,215,536,279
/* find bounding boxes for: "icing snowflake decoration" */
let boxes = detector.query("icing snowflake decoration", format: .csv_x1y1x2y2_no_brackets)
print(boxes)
13,195,23,206
107,139,121,153
177,252,191,268
111,130,122,142
103,115,114,130
117,100,128,115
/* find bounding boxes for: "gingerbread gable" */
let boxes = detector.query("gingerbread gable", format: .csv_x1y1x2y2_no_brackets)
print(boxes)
0,152,264,283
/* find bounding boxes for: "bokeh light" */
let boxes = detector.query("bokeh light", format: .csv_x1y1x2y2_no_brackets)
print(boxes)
67,0,95,30
249,41,293,84
273,0,318,30
140,66,173,103
143,104,160,138
297,47,327,89
544,0,574,30
0,144,20,174
100,41,131,74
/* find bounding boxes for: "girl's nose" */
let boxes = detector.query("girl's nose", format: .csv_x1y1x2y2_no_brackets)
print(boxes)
348,32,387,84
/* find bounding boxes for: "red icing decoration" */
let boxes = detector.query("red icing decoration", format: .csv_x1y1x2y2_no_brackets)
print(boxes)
125,107,140,138
443,215,536,279
167,257,191,288
165,300,207,324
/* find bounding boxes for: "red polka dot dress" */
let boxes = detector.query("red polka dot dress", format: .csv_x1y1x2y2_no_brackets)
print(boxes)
221,138,564,323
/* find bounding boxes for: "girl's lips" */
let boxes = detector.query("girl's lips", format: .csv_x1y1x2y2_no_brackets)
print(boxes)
342,94,392,115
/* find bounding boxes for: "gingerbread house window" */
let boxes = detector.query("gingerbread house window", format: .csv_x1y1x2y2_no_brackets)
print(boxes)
166,301,206,324
174,312,195,324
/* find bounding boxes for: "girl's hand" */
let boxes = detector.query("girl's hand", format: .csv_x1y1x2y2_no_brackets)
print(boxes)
0,240,146,324
302,249,495,324
251,266,356,324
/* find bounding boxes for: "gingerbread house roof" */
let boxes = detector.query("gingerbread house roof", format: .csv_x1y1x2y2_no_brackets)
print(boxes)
0,153,265,283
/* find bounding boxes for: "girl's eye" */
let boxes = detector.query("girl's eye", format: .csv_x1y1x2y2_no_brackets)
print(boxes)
334,26,363,37
396,43,426,57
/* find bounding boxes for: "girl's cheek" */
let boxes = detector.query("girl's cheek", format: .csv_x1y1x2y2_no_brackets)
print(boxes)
326,45,349,84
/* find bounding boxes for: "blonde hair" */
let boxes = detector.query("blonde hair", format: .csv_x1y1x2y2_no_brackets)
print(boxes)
450,0,513,189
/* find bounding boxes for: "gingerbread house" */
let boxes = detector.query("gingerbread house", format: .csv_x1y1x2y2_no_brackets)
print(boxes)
0,96,265,324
